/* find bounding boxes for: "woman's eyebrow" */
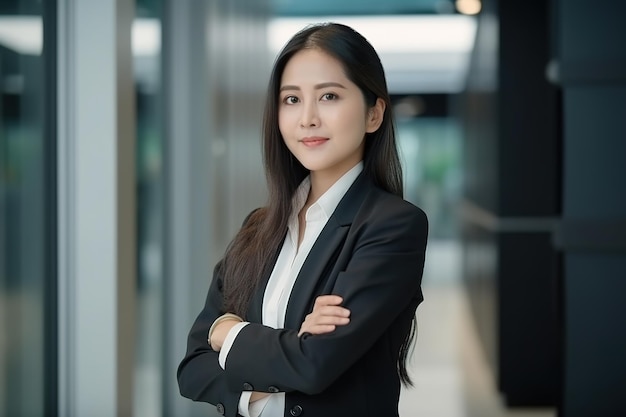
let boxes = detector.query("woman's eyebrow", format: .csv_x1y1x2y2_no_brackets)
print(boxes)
279,82,347,92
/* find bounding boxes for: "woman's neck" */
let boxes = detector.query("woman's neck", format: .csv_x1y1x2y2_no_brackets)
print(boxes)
307,174,334,204
307,162,360,205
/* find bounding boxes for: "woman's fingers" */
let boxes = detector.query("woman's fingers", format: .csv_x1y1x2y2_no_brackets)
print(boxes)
317,305,350,318
313,296,350,318
306,324,336,333
314,294,344,307
305,313,349,325
310,309,350,322
298,294,351,336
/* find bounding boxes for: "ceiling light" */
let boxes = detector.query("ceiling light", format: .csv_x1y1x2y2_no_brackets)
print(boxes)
268,15,478,93
0,17,160,56
268,15,477,55
456,0,482,16
0,16,42,55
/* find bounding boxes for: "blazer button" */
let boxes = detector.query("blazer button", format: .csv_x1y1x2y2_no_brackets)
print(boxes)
290,405,303,416
216,403,225,415
243,382,254,391
267,385,279,393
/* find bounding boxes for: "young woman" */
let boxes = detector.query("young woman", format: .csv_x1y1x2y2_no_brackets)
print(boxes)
178,23,428,417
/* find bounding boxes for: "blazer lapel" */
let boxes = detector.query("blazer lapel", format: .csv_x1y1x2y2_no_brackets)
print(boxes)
283,173,373,330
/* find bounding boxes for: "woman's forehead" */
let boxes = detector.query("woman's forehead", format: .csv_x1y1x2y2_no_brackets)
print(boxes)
280,49,350,86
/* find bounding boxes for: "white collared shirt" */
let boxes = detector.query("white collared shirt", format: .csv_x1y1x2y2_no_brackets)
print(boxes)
218,162,363,417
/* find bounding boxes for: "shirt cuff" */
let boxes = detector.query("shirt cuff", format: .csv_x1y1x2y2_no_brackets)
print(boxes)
218,321,249,369
238,391,271,417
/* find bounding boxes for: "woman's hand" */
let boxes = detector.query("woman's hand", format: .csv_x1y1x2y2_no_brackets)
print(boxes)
250,392,270,402
298,295,350,337
209,319,241,351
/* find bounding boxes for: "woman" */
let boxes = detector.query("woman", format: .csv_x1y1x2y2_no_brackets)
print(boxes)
178,23,428,417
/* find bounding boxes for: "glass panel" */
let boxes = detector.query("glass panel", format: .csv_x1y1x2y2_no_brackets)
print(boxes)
133,0,164,415
0,1,53,416
397,116,462,239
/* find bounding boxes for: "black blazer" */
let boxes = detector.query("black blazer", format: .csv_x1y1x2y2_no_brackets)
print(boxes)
178,173,428,417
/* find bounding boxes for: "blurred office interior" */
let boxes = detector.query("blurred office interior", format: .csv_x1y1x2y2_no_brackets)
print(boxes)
0,0,624,416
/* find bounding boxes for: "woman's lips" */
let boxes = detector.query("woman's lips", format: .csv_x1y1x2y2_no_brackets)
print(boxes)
300,137,329,147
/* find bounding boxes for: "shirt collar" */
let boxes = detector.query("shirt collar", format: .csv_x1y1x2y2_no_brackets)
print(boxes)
313,161,364,220
288,162,364,241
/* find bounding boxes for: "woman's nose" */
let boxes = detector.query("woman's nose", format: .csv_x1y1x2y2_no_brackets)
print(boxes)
299,102,320,128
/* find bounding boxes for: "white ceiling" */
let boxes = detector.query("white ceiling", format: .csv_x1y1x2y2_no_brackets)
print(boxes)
268,15,477,94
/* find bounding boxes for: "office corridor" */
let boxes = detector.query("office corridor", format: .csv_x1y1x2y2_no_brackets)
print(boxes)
2,1,623,415
399,241,555,417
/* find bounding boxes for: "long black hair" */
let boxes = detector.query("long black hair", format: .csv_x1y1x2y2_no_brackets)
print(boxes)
220,23,415,385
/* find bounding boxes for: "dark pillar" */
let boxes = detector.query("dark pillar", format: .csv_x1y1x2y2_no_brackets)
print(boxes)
554,1,626,416
460,0,560,406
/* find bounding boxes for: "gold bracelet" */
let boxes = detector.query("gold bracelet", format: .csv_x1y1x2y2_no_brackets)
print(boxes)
208,313,244,345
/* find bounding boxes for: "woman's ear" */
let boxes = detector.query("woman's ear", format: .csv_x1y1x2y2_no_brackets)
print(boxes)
366,98,386,133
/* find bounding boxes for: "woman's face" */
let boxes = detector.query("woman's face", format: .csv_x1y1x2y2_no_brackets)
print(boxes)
278,48,383,182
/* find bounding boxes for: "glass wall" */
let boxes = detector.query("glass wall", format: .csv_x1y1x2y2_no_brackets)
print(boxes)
134,0,165,416
0,1,55,416
397,116,463,239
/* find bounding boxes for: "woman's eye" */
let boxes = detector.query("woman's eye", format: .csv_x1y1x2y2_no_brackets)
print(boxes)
321,93,337,101
283,96,299,104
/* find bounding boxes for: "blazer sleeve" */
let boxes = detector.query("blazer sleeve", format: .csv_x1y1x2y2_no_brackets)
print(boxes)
222,202,428,395
178,208,262,416
177,261,242,416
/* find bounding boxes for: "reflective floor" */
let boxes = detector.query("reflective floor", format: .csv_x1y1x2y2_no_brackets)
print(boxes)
399,240,556,417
